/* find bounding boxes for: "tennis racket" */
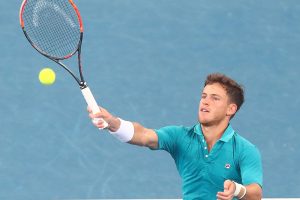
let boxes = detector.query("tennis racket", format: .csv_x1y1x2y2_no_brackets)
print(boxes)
19,0,108,128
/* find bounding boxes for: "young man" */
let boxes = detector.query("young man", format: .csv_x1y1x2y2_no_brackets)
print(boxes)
88,73,263,200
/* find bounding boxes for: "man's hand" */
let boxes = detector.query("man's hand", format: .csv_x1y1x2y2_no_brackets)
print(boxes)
87,106,120,132
217,180,236,200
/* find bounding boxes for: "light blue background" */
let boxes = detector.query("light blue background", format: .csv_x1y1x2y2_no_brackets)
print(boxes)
0,0,299,199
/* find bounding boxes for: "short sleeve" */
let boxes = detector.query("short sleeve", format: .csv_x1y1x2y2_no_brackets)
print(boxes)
153,126,181,156
239,145,263,187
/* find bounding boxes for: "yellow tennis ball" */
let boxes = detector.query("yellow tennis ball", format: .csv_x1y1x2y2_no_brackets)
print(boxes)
39,68,56,85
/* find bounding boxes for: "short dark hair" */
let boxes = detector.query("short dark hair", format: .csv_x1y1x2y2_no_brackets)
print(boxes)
204,73,244,112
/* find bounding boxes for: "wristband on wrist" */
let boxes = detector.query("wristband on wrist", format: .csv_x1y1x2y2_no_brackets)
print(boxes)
109,118,134,142
233,181,247,199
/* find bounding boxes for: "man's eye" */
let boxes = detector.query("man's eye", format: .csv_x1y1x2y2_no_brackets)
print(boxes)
213,97,220,101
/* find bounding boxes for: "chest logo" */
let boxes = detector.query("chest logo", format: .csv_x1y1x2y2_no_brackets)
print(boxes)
225,163,231,169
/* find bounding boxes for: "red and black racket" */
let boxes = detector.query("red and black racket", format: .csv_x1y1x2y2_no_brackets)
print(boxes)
19,0,108,127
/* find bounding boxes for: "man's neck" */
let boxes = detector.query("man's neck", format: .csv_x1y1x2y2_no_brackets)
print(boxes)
201,120,229,151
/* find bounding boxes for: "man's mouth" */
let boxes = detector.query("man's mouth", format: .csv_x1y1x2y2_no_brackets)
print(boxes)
200,108,209,112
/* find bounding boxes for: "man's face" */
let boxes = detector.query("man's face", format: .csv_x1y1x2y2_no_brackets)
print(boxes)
198,83,235,126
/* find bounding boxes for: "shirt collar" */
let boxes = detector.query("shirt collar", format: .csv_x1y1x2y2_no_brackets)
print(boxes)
194,123,235,143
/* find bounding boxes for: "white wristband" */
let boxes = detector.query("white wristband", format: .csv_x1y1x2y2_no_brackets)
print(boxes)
233,182,246,199
109,118,134,142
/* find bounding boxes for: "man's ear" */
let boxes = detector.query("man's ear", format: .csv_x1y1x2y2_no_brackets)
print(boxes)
226,103,237,117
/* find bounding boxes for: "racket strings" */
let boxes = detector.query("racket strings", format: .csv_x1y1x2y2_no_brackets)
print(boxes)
22,0,81,59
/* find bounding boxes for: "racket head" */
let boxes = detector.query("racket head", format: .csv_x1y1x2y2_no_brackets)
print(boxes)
19,0,83,60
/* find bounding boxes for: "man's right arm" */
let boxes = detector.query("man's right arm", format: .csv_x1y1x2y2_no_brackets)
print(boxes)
88,106,158,149
129,122,158,149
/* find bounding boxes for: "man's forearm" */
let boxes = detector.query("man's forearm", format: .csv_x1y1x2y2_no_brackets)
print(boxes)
241,184,262,200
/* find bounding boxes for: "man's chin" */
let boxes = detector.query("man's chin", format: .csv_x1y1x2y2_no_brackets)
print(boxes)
199,119,212,126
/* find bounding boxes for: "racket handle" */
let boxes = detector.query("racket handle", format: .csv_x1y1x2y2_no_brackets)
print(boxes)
81,86,108,129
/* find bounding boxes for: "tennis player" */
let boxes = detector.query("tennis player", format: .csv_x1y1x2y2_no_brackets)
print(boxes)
89,73,263,200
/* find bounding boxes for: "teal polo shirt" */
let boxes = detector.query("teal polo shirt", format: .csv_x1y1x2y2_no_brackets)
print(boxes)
153,124,263,200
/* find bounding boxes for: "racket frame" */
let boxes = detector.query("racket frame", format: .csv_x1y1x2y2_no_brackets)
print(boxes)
19,0,108,128
19,0,85,88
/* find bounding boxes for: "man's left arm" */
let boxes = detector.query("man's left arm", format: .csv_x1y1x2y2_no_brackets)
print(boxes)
217,143,263,200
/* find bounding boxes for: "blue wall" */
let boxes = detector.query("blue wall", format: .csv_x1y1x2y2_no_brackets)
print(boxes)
1,0,299,199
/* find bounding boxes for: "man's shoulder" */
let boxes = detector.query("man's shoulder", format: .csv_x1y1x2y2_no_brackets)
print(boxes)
154,125,196,152
234,132,254,145
157,125,194,133
155,125,195,139
233,133,260,154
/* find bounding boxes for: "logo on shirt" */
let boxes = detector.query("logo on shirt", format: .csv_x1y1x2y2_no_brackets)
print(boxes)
225,163,231,169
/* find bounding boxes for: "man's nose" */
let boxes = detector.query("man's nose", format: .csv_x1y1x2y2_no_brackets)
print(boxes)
201,98,209,105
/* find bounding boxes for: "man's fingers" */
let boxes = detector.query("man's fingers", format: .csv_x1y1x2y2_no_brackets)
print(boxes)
92,117,108,128
87,106,92,113
92,118,101,124
89,113,98,119
217,191,231,200
87,106,112,129
217,180,235,200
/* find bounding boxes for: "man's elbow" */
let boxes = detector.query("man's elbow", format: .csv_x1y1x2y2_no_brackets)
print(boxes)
253,191,262,200
141,130,158,149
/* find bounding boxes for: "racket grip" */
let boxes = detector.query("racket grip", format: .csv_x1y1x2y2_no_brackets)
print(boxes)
81,86,108,129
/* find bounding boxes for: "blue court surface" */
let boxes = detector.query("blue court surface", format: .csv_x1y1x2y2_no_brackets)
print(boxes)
1,0,300,199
